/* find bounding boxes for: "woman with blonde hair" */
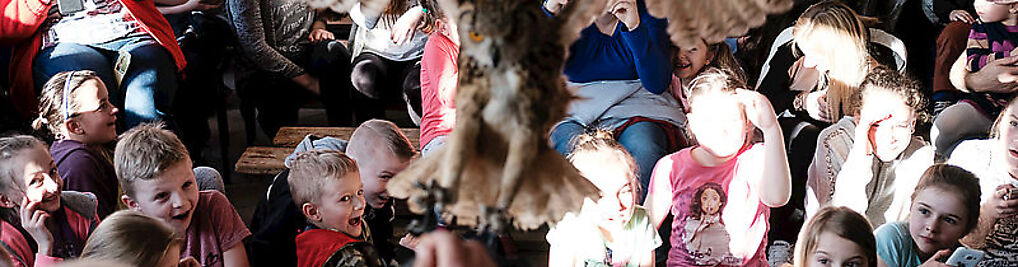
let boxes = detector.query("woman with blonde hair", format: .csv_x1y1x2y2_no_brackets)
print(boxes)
79,211,198,267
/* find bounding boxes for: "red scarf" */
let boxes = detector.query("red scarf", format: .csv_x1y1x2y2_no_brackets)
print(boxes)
295,229,362,267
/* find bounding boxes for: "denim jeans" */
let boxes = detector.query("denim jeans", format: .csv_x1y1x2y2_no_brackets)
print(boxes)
32,37,178,128
549,120,668,203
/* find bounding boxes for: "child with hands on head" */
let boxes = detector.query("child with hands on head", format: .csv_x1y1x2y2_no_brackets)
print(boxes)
114,123,250,267
0,135,100,267
793,206,876,267
873,164,981,267
287,150,384,267
547,129,661,267
79,210,200,267
32,71,120,219
645,67,791,266
949,96,1018,265
827,67,934,227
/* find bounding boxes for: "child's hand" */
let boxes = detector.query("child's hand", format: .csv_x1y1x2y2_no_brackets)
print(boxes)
178,257,200,267
853,108,892,157
544,0,568,14
413,230,495,267
610,0,639,30
736,88,779,132
804,91,830,122
391,7,424,45
919,249,954,267
19,198,53,256
984,184,1018,221
309,28,335,43
949,10,975,24
399,233,421,250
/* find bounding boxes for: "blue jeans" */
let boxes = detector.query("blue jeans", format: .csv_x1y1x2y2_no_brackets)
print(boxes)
549,120,669,203
33,38,178,128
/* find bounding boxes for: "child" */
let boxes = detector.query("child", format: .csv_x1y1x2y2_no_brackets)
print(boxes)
670,40,744,114
822,67,935,227
0,135,100,267
645,67,792,266
547,130,661,266
949,96,1018,265
31,71,119,218
345,119,414,262
287,150,384,267
79,210,199,267
793,206,876,267
873,164,981,267
933,0,1018,156
418,0,458,155
114,123,250,267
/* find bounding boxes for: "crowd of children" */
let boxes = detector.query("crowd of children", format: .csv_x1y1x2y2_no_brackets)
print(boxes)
6,0,1018,266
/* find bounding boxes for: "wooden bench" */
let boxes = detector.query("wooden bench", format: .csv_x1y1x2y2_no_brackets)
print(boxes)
235,127,421,175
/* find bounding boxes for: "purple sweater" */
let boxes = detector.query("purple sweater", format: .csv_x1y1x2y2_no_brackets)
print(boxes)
50,140,118,218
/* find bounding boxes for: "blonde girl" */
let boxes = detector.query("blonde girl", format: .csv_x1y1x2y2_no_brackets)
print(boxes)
80,210,198,267
794,206,876,267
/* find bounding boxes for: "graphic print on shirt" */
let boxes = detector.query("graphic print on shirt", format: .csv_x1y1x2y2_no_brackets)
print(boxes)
981,217,1018,267
680,182,739,266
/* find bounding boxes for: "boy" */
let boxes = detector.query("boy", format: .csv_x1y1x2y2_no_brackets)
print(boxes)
115,123,251,267
289,150,384,267
247,119,414,266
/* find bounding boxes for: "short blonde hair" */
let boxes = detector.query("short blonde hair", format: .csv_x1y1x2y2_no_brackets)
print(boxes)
347,119,415,160
114,122,189,197
794,206,875,267
287,150,359,205
80,210,182,267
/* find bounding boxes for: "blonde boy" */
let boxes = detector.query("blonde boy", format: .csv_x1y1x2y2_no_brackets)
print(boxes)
114,123,250,267
288,150,384,267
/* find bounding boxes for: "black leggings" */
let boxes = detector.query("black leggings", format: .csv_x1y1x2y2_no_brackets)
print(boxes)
350,52,422,122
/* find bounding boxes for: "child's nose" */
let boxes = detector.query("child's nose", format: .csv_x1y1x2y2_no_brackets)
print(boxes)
353,196,365,211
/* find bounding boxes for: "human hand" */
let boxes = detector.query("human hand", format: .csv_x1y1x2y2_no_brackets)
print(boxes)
984,184,1018,222
853,108,892,157
19,198,52,256
544,0,568,14
309,28,335,43
292,74,321,95
399,234,421,250
918,249,955,267
611,0,639,30
413,230,496,267
805,91,830,122
736,88,779,132
391,7,424,45
949,10,975,24
178,257,200,267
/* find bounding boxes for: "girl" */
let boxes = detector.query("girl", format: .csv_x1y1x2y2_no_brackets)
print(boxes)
0,135,100,267
824,67,935,227
418,0,458,156
32,71,120,219
670,40,744,113
645,67,791,266
547,130,661,267
793,206,876,267
948,96,1018,265
873,164,981,267
349,0,430,122
79,210,199,267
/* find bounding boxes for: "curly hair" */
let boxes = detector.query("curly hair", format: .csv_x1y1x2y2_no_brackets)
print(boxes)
859,66,929,123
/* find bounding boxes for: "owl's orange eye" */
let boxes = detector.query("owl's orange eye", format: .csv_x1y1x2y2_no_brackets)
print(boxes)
468,30,485,42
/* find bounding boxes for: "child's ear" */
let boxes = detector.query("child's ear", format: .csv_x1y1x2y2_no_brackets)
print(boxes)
302,203,321,222
121,195,140,210
64,120,84,136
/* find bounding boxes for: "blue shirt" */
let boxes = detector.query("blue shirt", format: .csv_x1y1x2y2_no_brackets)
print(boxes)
875,222,923,267
560,0,671,94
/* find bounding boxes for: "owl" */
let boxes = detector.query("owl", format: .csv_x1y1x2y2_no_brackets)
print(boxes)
387,0,606,231
646,0,793,48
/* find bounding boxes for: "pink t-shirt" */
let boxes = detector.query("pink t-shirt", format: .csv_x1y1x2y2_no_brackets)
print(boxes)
183,190,251,267
418,25,459,148
654,144,769,267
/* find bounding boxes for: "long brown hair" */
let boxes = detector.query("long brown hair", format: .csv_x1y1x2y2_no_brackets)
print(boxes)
794,206,876,267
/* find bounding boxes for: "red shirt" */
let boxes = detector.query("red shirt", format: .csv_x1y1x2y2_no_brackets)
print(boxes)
418,26,459,148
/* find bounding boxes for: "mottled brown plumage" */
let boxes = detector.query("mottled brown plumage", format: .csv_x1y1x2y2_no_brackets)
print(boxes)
645,0,793,48
386,0,604,231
